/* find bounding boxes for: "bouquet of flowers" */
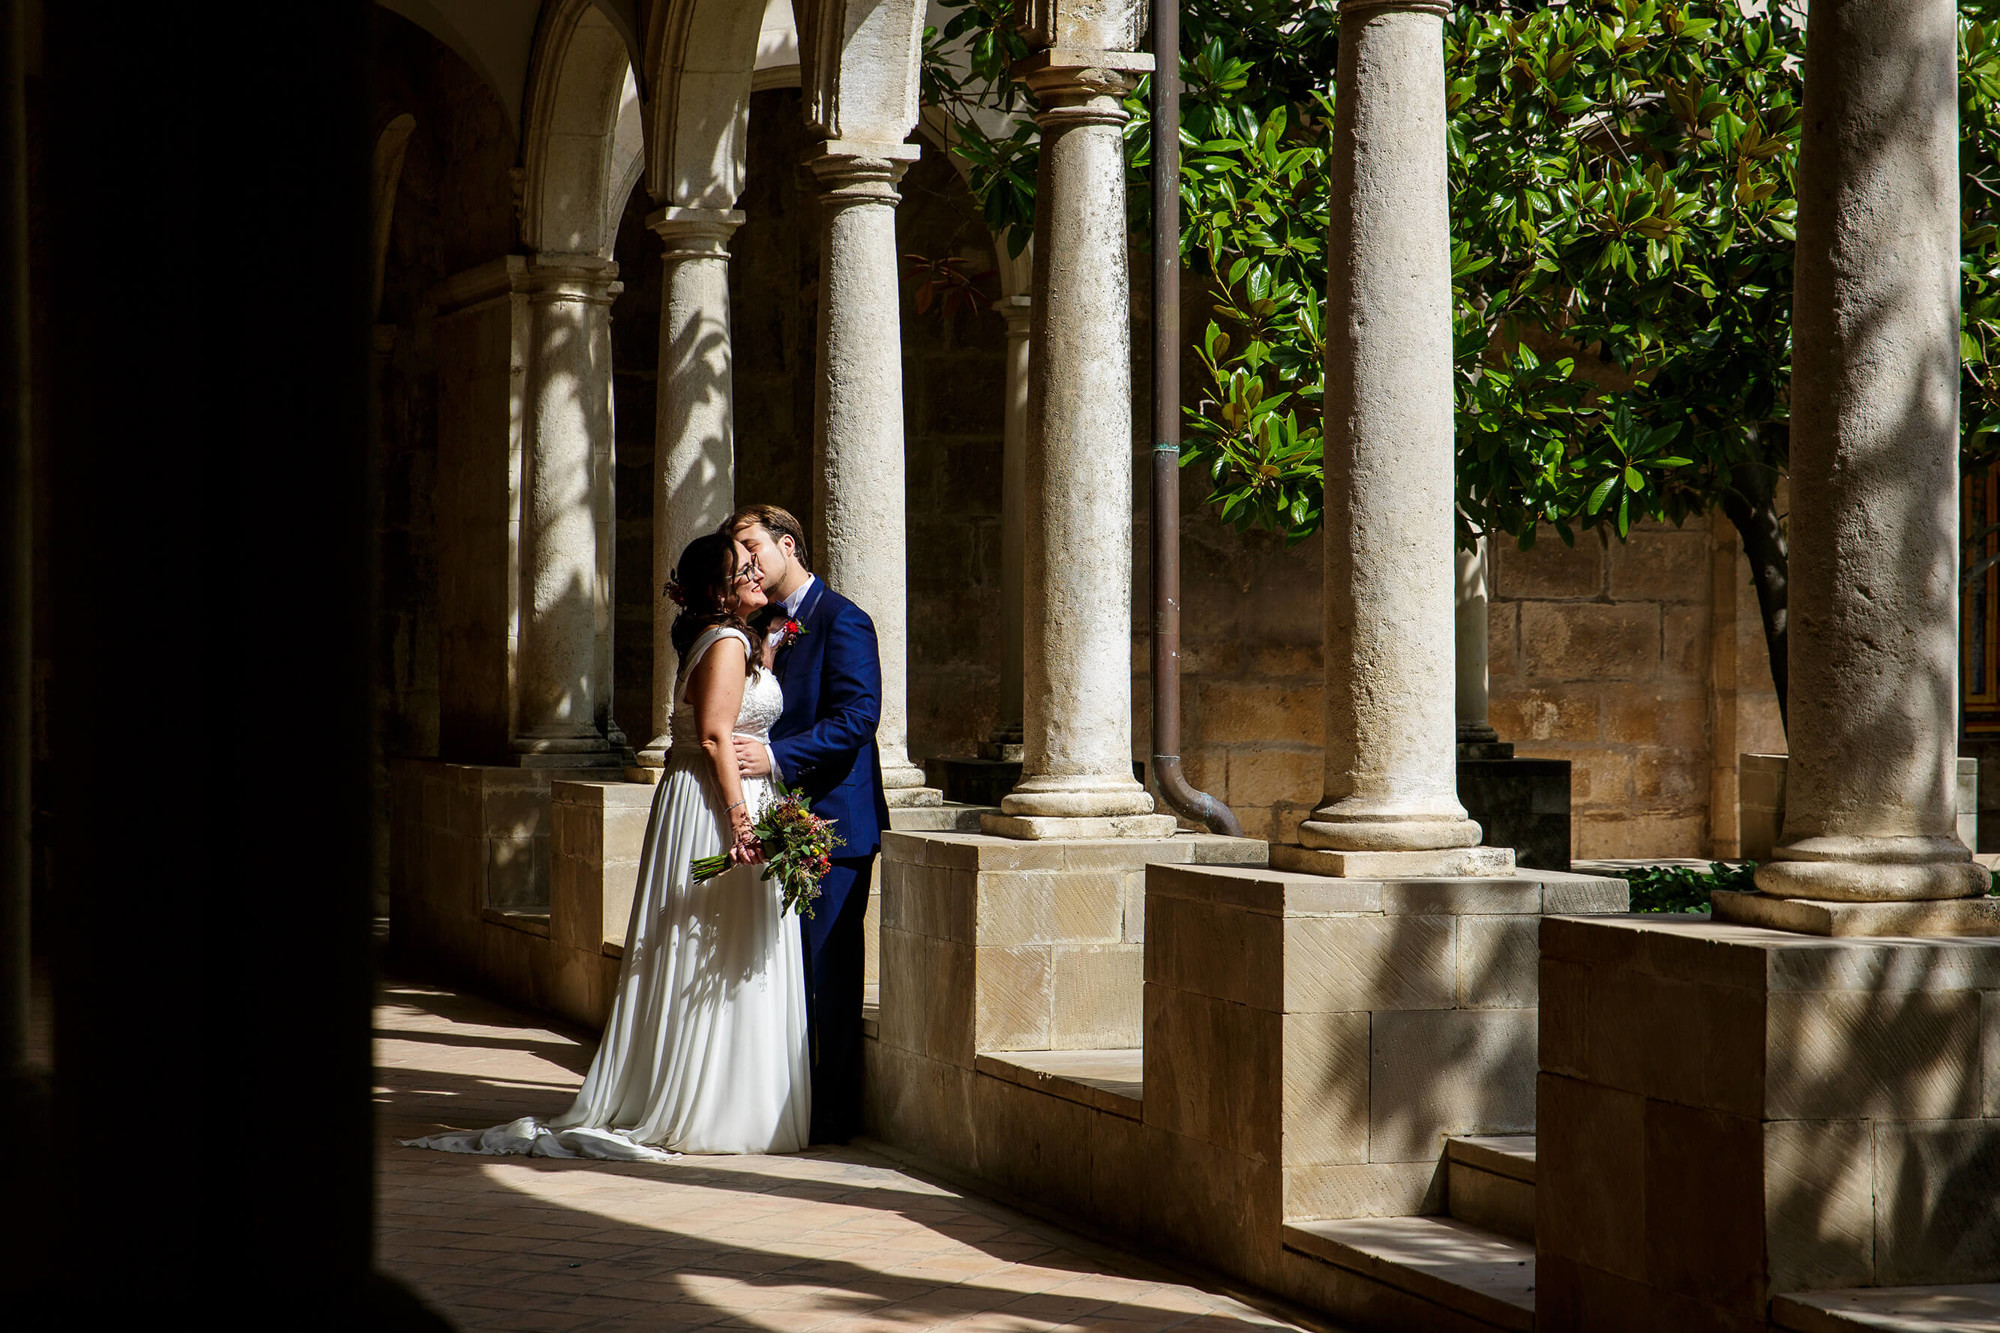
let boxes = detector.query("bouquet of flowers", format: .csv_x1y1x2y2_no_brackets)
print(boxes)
690,783,842,918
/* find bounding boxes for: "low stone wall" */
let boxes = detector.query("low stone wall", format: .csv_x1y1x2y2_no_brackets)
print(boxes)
865,830,1627,1321
1537,915,2000,1329
389,759,639,1028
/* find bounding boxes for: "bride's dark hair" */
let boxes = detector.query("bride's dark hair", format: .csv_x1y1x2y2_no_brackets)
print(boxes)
667,532,761,674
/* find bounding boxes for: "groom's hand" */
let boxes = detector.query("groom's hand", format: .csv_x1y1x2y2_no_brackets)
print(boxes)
733,737,772,777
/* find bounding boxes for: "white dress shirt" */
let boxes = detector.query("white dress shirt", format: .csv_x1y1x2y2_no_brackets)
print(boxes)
760,575,814,781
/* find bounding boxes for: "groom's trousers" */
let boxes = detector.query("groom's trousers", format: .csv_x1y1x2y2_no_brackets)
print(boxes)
802,854,875,1143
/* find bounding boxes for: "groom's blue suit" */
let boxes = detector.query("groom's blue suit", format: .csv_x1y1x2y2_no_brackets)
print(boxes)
769,577,891,1144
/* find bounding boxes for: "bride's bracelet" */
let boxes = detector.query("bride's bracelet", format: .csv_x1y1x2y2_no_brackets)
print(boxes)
727,799,747,812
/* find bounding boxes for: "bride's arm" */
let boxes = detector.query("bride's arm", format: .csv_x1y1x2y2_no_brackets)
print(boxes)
684,636,763,863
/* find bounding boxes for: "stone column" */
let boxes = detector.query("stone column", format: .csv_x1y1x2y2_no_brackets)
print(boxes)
1719,0,1992,929
1271,0,1511,877
1455,536,1511,756
983,51,1175,840
512,257,621,766
633,208,742,776
987,291,1032,760
807,143,940,808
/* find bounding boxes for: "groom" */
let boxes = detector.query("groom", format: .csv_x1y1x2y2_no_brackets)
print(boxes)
727,503,890,1145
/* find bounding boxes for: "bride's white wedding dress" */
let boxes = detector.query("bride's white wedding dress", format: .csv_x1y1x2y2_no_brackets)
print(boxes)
404,626,810,1159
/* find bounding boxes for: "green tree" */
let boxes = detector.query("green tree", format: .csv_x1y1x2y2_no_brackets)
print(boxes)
919,0,2000,729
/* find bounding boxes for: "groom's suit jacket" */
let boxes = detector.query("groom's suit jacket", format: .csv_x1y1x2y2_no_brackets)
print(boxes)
769,579,891,861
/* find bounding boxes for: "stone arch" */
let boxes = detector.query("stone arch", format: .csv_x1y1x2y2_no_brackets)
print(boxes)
644,0,926,210
370,113,417,319
521,0,643,259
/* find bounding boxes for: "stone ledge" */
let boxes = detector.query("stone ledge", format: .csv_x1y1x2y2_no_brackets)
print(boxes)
1712,889,2000,937
1282,1216,1534,1332
974,1048,1142,1120
883,829,1265,872
1148,862,1627,918
1772,1283,2000,1332
1446,1134,1536,1186
980,812,1181,841
1272,843,1517,879
481,907,551,938
1541,913,2000,992
888,802,991,833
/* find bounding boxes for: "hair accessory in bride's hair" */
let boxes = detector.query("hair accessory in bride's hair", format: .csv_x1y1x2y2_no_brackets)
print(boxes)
663,576,687,607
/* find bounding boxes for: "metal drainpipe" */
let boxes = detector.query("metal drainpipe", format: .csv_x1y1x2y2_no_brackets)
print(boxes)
1151,0,1244,838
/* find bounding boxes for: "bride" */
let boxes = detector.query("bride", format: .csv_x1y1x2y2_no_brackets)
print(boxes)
405,531,810,1159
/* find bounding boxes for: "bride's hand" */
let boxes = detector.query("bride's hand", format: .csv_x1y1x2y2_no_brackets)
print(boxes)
728,809,765,864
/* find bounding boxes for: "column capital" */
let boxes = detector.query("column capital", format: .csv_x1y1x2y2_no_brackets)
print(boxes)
999,293,1033,337
805,141,919,207
524,254,622,305
647,206,744,260
1017,50,1150,125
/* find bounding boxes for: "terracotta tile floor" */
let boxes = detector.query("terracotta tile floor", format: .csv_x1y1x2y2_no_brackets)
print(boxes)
376,980,1322,1333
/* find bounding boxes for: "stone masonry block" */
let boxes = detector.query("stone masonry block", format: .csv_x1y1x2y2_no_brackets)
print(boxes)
923,937,975,1067
1283,1161,1442,1221
1369,1008,1537,1162
1458,915,1540,1009
1144,984,1217,1145
601,862,638,949
975,870,1054,947
1987,991,2000,1118
1764,1119,1874,1293
1643,1099,1765,1311
1121,870,1146,942
1228,747,1322,809
1051,945,1142,1049
1052,871,1124,944
1277,915,1456,1014
1585,966,1765,1117
1871,1119,2000,1285
879,926,927,1053
1489,686,1602,742
1766,990,1981,1121
487,834,547,910
1607,529,1709,604
602,804,650,865
1380,879,1541,916
1542,874,1630,915
1521,602,1661,683
1195,680,1325,748
975,945,1052,1051
1540,958,1589,1080
1281,1011,1370,1168
1537,1072,1647,1285
1495,531,1605,599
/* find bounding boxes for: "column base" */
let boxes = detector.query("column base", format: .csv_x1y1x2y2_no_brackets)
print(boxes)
1270,843,1517,879
1711,888,2000,936
979,812,1180,840
1752,841,1990,903
885,785,944,809
1456,740,1515,761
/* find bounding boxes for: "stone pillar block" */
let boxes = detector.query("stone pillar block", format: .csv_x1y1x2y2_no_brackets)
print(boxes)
1739,752,1788,863
872,829,1262,1136
1537,914,2000,1329
550,779,653,952
1143,861,1626,1230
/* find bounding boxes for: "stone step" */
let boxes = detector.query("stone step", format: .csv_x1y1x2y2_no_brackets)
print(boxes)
887,801,992,832
1445,1134,1536,1243
973,1048,1143,1119
1773,1284,2000,1332
1283,1215,1535,1332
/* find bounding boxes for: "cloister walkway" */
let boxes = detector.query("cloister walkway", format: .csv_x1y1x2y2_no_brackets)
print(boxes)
375,979,1327,1333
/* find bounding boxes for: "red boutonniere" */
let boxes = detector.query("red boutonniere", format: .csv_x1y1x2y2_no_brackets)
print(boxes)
778,619,806,650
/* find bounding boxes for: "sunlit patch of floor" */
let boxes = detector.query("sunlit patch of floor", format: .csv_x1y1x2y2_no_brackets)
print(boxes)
375,981,1320,1332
